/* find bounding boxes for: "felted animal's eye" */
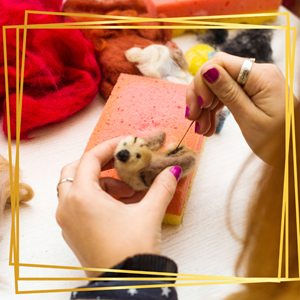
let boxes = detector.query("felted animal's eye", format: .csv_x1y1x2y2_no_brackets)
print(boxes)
136,153,141,159
124,142,127,146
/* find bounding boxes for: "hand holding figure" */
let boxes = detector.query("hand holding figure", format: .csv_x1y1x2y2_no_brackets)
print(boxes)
56,137,181,277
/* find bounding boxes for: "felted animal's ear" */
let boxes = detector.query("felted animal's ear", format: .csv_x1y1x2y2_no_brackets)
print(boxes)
148,143,198,179
143,131,166,151
140,169,158,188
149,152,197,179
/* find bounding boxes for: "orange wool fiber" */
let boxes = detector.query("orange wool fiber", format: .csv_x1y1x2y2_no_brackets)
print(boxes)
63,0,148,15
85,74,205,224
144,0,282,18
63,1,175,99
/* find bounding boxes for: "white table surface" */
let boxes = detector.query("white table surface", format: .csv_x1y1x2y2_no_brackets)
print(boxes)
0,6,299,300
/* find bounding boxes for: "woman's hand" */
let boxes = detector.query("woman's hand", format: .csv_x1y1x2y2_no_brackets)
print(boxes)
56,137,181,277
186,52,287,163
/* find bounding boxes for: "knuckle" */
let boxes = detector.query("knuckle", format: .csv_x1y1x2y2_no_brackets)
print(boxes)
208,52,226,66
81,151,91,162
66,189,83,207
269,63,281,74
270,65,285,83
55,206,65,228
218,82,240,104
210,51,223,61
60,164,72,176
259,64,284,90
56,189,85,228
60,160,78,178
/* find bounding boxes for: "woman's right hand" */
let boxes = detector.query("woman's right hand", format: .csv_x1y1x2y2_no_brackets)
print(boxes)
186,52,288,163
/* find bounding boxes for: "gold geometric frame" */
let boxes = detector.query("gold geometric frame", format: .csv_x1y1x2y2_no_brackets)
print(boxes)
2,10,299,294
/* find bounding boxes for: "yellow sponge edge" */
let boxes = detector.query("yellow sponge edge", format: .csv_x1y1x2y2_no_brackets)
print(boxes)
162,137,206,225
172,10,278,37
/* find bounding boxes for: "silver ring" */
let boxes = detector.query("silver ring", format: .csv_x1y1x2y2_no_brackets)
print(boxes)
57,177,74,197
237,58,255,86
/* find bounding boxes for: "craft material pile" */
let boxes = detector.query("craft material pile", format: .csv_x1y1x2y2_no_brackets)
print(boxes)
0,0,100,138
63,5,185,99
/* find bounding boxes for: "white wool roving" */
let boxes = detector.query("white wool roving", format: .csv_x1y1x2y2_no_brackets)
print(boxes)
126,45,193,84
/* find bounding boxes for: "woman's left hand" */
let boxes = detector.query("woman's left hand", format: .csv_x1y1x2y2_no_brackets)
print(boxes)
56,137,179,277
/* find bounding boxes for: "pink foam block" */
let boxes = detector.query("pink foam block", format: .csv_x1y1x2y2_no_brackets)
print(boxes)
144,0,281,18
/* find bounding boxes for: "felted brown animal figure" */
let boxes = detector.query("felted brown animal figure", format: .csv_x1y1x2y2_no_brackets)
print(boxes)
114,131,198,191
0,154,34,226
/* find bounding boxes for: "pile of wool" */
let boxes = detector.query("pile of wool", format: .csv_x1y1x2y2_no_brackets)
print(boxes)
63,0,181,99
63,0,148,15
126,44,193,84
0,0,101,139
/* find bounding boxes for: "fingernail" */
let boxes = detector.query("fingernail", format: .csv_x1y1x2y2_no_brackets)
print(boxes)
185,106,190,118
198,95,203,107
169,166,182,182
195,121,200,133
203,68,219,84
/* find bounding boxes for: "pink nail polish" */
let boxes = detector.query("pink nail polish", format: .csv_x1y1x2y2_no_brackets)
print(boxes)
169,166,182,182
185,106,190,118
195,122,200,133
203,68,219,83
198,95,203,107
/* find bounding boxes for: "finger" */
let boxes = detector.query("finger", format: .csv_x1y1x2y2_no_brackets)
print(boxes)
213,100,225,115
141,167,179,222
200,52,260,96
185,79,202,120
197,52,262,125
209,97,219,110
99,177,135,198
186,74,214,121
202,101,225,137
58,160,79,201
195,108,211,135
209,52,285,104
102,158,115,171
74,137,123,188
204,106,222,137
203,114,216,137
118,191,147,204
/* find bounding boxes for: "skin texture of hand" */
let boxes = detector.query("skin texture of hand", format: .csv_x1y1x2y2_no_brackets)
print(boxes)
186,52,287,163
56,137,180,277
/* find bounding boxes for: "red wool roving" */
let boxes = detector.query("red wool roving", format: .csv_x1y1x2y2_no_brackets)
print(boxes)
0,0,101,139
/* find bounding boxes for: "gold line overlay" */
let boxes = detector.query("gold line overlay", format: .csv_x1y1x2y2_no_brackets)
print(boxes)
2,8,299,294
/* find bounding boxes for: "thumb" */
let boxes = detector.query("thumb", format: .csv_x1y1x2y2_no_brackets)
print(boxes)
141,166,182,221
200,63,257,125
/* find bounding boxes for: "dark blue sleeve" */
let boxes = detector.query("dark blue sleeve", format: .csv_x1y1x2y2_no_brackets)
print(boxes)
70,254,178,300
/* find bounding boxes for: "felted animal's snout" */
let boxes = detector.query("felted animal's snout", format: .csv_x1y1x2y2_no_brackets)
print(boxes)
116,150,130,163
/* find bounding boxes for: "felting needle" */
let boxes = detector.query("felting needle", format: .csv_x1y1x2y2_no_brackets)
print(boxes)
175,120,195,151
